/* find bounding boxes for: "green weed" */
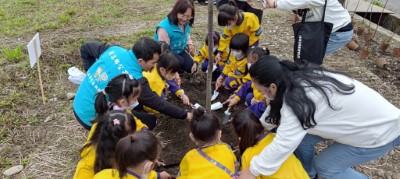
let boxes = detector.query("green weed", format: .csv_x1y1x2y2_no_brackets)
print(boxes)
59,13,71,24
2,46,24,63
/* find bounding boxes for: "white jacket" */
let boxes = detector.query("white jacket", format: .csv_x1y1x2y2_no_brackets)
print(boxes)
277,0,351,32
251,72,400,176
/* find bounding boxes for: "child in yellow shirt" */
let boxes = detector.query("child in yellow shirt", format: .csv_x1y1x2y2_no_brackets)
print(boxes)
227,47,270,118
94,132,170,179
143,52,190,114
74,74,147,179
231,110,309,179
178,107,238,179
74,110,140,179
192,31,229,81
215,0,261,62
216,33,249,90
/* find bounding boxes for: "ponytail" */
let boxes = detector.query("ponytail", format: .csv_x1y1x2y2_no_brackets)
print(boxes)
232,110,264,155
190,107,220,143
94,91,109,118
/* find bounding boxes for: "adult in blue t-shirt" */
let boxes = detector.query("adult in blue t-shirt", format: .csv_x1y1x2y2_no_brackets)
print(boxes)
73,37,192,130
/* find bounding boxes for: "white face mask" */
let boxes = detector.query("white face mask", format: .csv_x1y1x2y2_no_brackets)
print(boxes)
247,63,252,69
140,161,153,179
264,88,274,101
128,100,139,110
226,24,233,30
213,46,218,52
232,50,243,60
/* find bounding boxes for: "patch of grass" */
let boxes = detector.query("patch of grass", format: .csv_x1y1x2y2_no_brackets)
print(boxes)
59,64,72,71
129,29,154,43
372,0,384,8
0,7,4,17
27,116,39,125
66,8,76,16
0,155,13,169
59,13,71,24
266,12,282,18
2,46,24,63
35,22,61,31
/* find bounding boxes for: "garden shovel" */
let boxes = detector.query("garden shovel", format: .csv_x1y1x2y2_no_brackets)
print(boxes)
223,107,232,124
211,90,219,101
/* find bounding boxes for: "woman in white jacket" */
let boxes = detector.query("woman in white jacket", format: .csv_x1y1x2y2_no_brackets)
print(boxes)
252,0,353,57
239,56,400,179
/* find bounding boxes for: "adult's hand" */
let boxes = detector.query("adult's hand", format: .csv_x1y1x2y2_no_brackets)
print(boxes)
191,63,197,73
239,168,256,179
180,93,190,106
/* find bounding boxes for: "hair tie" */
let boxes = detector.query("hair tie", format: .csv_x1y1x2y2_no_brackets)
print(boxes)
113,119,120,126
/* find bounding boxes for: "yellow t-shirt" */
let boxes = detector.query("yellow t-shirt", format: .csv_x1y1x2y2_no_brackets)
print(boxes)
222,55,248,79
142,65,183,114
194,44,229,67
218,12,261,53
241,133,309,179
178,143,238,179
73,119,146,179
93,169,159,179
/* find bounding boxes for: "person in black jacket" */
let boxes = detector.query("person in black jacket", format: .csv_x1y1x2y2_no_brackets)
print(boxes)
74,38,192,130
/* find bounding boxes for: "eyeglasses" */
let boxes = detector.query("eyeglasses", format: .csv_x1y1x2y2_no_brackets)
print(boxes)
178,14,193,21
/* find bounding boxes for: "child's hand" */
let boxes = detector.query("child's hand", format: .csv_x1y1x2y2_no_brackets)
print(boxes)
174,73,181,86
215,76,224,90
186,112,193,121
159,171,172,179
165,83,170,89
215,53,222,62
228,97,239,107
251,98,260,105
191,63,197,73
180,94,190,106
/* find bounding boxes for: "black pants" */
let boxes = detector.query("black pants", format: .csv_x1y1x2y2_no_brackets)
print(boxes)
174,51,194,73
132,110,157,130
217,0,263,24
80,41,111,72
73,110,92,130
236,1,263,24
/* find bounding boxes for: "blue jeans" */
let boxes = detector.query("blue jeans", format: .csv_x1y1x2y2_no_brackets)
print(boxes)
294,134,400,179
325,30,353,56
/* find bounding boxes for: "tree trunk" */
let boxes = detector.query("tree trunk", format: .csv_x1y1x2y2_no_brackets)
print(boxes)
206,0,214,112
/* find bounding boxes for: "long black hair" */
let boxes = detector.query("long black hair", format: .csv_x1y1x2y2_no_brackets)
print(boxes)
232,110,264,155
249,56,355,129
93,110,136,173
94,74,140,120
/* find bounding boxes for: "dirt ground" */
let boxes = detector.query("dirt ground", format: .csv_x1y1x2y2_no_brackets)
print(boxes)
0,1,399,179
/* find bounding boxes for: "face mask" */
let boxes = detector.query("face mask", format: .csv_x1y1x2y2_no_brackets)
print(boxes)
232,50,243,60
165,73,175,81
226,24,233,30
213,46,218,52
264,88,274,101
128,100,139,110
140,161,153,179
247,63,252,69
